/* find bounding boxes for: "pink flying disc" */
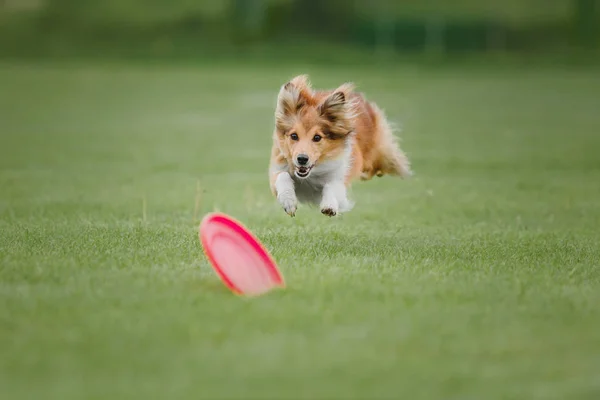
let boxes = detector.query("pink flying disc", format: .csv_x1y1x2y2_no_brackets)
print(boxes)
199,212,285,296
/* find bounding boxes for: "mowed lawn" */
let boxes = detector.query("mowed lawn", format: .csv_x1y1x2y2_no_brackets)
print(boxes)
1,61,599,399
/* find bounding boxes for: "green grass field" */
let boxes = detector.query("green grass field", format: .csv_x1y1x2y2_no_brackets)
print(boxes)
1,61,599,399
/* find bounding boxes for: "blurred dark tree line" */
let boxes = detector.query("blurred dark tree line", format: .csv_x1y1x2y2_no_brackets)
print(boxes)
0,0,598,58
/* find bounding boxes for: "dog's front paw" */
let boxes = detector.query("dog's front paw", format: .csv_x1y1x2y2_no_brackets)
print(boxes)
320,196,339,217
278,194,298,217
321,206,338,217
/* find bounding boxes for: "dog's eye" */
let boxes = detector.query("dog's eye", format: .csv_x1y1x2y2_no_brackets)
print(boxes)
313,134,322,142
290,133,299,141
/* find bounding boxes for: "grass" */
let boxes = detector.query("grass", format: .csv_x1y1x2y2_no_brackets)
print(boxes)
1,60,599,399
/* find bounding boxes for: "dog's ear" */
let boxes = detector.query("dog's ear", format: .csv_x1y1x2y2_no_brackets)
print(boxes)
319,91,346,122
288,74,311,92
319,83,357,138
275,75,312,131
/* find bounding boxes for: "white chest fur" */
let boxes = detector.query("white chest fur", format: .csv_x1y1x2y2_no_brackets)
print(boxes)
292,158,344,204
271,137,355,216
292,138,354,210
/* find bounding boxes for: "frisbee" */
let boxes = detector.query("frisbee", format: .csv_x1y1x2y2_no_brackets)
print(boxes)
199,212,285,296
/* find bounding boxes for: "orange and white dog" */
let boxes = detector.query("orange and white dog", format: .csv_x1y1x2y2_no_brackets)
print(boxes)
269,75,411,217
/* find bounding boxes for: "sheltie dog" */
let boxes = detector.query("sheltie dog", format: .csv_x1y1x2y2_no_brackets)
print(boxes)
269,75,411,217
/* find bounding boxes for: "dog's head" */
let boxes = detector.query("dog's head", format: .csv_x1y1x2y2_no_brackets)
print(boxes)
274,75,357,179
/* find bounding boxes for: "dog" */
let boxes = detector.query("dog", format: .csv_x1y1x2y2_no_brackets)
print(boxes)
268,75,411,217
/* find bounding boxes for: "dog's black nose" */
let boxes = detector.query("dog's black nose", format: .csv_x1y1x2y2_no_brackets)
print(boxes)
297,154,309,166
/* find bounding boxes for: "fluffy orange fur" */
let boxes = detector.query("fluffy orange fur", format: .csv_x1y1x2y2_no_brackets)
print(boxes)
269,74,411,215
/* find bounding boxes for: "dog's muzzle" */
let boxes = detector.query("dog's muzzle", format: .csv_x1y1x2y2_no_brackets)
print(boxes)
295,165,313,178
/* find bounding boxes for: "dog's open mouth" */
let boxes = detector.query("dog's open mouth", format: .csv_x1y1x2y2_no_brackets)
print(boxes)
295,166,313,178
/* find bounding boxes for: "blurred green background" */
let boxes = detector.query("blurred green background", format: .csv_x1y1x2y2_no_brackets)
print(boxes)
2,2,600,400
1,0,599,60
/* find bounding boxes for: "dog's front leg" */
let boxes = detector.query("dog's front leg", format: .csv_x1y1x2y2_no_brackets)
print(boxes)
274,172,298,217
320,181,346,217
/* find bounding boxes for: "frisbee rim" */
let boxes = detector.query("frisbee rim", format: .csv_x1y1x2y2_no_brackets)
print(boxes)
199,212,284,296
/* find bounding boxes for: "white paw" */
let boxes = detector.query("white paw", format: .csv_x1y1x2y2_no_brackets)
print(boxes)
321,206,338,217
278,194,298,217
320,198,339,217
320,191,339,216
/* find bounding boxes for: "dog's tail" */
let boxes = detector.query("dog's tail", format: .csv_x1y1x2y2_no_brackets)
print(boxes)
369,102,412,179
